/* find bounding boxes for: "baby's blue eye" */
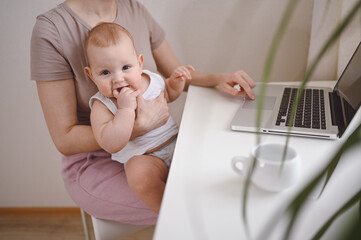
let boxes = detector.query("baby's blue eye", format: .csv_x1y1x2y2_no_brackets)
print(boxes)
122,65,130,71
101,70,110,75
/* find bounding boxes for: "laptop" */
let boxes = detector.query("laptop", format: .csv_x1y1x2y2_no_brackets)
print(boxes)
231,41,361,139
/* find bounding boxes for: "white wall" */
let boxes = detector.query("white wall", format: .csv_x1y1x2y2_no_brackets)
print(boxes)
0,0,73,206
0,0,313,207
140,0,313,83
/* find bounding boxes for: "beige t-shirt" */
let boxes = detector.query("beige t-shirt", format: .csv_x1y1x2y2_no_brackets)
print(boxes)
31,0,165,125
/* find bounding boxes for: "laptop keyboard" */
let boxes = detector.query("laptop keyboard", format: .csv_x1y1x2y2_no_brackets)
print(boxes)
276,88,326,129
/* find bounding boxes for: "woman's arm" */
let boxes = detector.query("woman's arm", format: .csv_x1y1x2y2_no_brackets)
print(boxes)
37,79,170,155
36,79,100,156
152,40,182,79
152,40,256,99
152,41,221,89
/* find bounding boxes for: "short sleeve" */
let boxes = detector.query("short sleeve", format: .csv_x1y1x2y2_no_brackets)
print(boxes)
31,16,73,81
135,1,165,50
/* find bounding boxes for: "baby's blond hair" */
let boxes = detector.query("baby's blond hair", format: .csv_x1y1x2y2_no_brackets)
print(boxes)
85,22,136,56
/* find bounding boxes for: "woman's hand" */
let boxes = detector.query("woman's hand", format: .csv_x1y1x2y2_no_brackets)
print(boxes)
217,70,256,99
131,92,170,139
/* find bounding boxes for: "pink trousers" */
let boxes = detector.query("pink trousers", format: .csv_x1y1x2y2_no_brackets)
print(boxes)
61,150,157,225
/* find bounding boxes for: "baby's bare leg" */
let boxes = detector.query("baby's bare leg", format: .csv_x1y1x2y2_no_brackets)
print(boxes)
125,155,168,214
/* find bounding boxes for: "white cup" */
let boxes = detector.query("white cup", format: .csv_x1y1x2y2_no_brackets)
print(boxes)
231,142,301,192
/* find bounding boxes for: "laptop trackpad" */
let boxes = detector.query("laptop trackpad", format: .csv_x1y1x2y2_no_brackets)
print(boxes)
243,96,276,110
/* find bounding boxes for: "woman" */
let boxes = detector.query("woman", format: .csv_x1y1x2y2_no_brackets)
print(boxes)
31,0,255,224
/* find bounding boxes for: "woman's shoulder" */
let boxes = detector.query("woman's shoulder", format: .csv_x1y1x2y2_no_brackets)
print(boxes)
35,3,68,26
34,3,87,35
33,3,73,41
31,4,69,55
32,2,89,56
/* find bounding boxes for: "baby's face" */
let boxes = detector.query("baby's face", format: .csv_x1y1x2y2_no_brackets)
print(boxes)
87,38,143,98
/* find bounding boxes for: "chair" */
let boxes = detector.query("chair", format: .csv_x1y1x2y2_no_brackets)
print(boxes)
80,208,152,240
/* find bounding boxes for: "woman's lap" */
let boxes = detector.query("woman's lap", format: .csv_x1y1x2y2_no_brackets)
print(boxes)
61,150,158,225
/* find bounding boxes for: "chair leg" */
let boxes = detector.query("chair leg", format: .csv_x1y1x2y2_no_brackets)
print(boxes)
80,208,91,240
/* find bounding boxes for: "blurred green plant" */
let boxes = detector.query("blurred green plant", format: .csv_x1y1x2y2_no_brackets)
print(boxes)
242,0,361,239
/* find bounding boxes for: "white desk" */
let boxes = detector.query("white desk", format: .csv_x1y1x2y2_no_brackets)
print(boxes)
154,82,361,240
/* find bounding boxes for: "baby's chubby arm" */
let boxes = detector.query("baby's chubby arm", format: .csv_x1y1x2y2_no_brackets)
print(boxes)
165,65,194,102
90,87,140,153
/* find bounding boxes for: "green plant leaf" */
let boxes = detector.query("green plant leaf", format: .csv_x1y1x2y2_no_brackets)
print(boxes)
311,189,361,240
279,1,361,237
284,122,361,240
256,0,299,141
359,198,361,223
283,0,361,174
317,153,340,198
343,213,361,240
286,0,361,143
257,117,361,240
242,1,300,238
242,0,361,239
314,0,333,35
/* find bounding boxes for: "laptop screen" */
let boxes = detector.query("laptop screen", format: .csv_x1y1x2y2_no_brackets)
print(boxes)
333,41,361,135
335,42,361,110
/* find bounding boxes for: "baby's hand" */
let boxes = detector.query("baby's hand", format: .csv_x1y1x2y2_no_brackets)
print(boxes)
170,65,195,83
113,87,140,110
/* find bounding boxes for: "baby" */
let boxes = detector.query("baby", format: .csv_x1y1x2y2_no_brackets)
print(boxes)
84,22,194,213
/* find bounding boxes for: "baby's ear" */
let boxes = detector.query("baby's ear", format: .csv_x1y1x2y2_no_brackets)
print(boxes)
138,54,144,69
84,67,93,80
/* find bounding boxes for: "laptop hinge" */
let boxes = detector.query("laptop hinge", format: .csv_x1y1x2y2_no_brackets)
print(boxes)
329,91,344,136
